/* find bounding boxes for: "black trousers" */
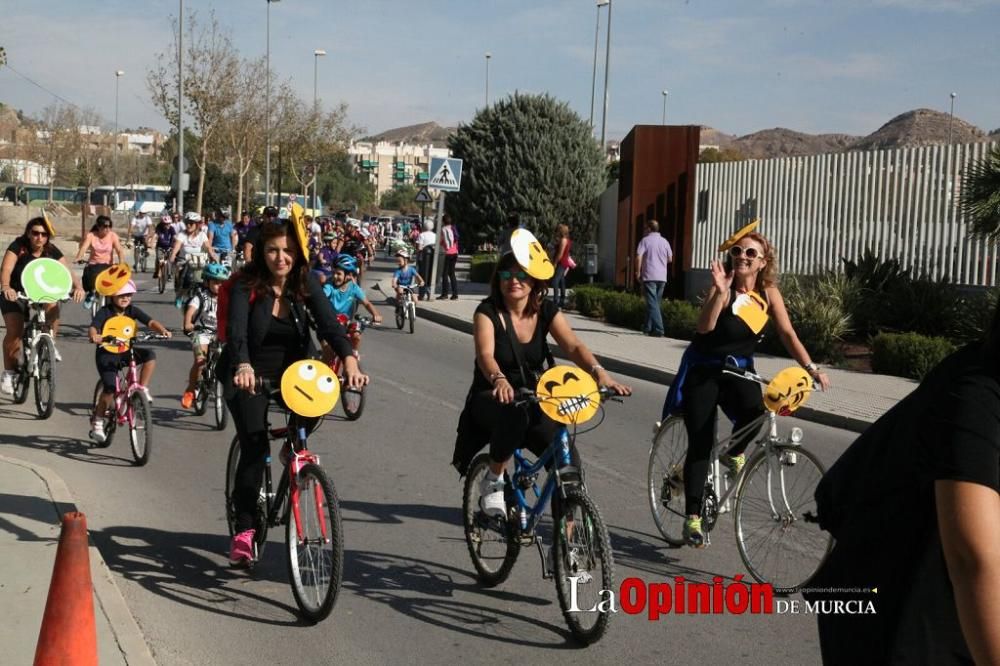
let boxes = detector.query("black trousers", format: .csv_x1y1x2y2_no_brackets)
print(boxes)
418,248,434,298
441,254,458,297
681,364,764,515
227,389,272,533
469,391,581,470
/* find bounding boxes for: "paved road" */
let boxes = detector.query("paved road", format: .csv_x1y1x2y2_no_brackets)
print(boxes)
0,258,855,665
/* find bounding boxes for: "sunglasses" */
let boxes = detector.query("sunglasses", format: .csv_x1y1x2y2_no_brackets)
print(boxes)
499,269,530,281
729,245,761,260
29,229,49,238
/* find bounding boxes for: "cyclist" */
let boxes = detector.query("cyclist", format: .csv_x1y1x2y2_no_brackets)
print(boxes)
152,214,176,281
0,217,85,393
241,206,278,263
452,233,631,514
219,219,367,566
660,222,831,547
168,212,218,303
180,261,229,409
233,211,255,261
311,233,339,284
207,208,237,262
127,211,154,271
391,248,423,309
322,255,382,353
88,280,172,443
73,215,125,309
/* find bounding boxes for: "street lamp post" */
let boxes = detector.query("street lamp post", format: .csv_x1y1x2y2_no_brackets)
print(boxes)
313,48,326,215
948,92,957,144
661,89,668,125
265,0,281,208
590,0,609,132
177,0,184,217
599,0,613,155
484,52,492,107
114,70,124,212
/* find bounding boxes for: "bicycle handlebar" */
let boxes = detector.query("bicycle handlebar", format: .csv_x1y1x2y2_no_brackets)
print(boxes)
722,364,820,391
15,292,71,305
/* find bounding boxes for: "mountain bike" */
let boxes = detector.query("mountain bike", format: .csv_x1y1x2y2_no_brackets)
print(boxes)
91,332,169,465
173,252,207,308
647,364,833,592
129,240,150,273
462,383,627,645
190,332,227,431
155,248,173,294
329,314,374,421
10,294,66,418
224,372,344,623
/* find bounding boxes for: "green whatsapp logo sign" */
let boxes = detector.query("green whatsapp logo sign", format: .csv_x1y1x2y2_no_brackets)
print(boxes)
21,258,72,302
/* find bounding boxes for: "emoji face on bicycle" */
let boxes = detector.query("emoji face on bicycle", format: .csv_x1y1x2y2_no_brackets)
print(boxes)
280,360,340,418
764,367,813,415
101,315,136,354
536,364,600,425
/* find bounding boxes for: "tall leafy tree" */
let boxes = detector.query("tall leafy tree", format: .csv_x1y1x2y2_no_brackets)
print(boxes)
447,93,605,247
962,144,1000,241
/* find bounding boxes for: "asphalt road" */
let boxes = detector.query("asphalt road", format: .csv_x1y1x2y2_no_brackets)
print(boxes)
0,258,856,665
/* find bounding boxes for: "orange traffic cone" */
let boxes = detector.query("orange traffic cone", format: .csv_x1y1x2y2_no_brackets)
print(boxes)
34,512,97,666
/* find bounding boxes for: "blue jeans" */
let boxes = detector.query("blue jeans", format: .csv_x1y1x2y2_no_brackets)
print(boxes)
643,280,665,334
553,265,568,307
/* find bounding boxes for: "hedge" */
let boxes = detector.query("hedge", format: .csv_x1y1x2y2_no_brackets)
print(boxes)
661,298,699,340
469,254,498,283
601,292,647,330
870,332,956,380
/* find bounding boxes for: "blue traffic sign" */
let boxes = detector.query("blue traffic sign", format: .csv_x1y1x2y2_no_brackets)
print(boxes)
428,157,463,192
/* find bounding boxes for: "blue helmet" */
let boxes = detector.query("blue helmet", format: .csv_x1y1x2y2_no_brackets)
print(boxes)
334,254,358,274
202,262,230,281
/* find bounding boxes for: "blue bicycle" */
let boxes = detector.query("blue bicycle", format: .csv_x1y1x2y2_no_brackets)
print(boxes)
462,378,625,645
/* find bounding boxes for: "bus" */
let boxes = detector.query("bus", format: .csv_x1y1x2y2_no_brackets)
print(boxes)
88,185,170,214
2,185,82,206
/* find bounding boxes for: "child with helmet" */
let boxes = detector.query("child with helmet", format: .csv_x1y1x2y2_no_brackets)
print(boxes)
180,261,230,409
322,254,381,353
87,280,172,443
391,248,423,305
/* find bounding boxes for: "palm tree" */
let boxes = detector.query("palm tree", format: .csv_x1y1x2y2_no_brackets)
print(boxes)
962,144,1000,241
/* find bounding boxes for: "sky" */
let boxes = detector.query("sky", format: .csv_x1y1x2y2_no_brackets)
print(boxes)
2,0,999,140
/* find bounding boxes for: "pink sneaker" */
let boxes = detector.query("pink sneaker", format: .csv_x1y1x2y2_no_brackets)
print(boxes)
229,529,256,567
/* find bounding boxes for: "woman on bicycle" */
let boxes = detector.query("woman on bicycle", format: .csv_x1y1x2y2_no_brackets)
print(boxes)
152,214,176,281
453,229,630,516
0,217,85,395
662,221,831,547
73,215,125,308
220,219,367,566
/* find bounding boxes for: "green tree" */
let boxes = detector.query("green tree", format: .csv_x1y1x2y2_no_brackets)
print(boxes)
320,156,374,212
699,146,746,163
380,184,420,214
962,144,1000,241
447,92,605,246
191,162,237,214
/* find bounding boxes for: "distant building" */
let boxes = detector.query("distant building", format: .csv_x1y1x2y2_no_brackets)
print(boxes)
348,141,450,199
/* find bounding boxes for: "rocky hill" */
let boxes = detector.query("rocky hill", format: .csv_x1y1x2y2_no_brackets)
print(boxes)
365,121,455,148
852,108,986,151
732,128,859,159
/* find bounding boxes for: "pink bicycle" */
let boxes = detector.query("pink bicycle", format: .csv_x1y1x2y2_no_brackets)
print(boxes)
91,332,169,465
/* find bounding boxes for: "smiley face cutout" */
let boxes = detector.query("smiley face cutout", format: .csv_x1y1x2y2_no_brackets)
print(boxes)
95,263,132,296
510,228,555,281
280,360,340,418
21,258,72,302
536,364,600,425
100,315,137,354
763,367,813,415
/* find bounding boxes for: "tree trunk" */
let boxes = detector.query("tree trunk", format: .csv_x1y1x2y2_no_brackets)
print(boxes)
196,141,209,214
235,155,247,224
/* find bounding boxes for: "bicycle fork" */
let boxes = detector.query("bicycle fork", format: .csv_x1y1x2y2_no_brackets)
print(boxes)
287,427,330,546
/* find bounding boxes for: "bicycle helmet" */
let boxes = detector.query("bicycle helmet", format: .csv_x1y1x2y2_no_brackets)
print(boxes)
334,254,359,274
202,262,230,281
114,280,137,296
395,248,411,259
184,211,202,223
263,206,279,218
323,232,336,241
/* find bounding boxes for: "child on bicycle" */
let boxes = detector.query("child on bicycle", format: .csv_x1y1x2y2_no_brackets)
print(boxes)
391,248,423,308
88,280,172,443
321,255,381,356
180,262,229,409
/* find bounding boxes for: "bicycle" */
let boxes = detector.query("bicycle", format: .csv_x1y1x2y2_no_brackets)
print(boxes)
224,365,344,623
173,252,207,307
155,248,173,294
189,332,227,431
462,374,627,645
129,240,150,273
647,364,833,592
77,260,108,318
91,331,169,465
394,285,417,334
9,294,66,419
329,314,374,421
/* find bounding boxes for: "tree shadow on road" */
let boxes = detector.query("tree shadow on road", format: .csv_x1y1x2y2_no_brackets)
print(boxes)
0,432,135,467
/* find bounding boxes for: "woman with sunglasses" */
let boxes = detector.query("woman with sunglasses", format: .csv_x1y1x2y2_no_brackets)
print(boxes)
73,215,125,308
452,229,631,515
0,217,85,395
662,222,831,547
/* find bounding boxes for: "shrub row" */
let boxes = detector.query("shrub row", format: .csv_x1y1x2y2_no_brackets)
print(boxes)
871,332,956,380
570,285,700,340
469,254,498,283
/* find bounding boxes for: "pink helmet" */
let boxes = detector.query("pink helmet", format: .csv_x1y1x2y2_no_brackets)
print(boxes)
114,280,137,296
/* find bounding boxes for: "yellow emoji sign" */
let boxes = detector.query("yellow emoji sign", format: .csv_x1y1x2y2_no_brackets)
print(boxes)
718,219,760,253
42,213,56,238
732,290,769,335
288,202,310,262
510,228,555,281
95,263,132,296
763,366,813,415
536,364,601,425
100,315,137,354
280,360,340,418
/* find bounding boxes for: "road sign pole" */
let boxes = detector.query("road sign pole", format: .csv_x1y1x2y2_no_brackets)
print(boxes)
428,191,446,301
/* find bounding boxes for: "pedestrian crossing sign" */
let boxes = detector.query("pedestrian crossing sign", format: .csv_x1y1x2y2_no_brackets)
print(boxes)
428,157,462,192
414,186,433,204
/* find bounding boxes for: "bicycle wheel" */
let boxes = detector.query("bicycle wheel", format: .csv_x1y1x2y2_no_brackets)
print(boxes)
647,416,689,546
394,305,404,330
90,295,101,319
33,336,55,419
462,453,519,587
139,250,148,273
91,379,115,448
213,380,227,431
735,444,832,592
12,347,29,405
128,390,153,465
286,463,344,623
157,264,167,294
194,379,209,416
408,302,415,334
340,385,365,421
553,488,614,645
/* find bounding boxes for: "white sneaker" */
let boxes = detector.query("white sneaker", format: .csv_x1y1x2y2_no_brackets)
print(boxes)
0,371,14,395
89,419,106,444
53,347,63,362
479,474,506,517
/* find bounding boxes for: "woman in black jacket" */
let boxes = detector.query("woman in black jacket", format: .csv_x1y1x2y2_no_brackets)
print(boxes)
221,220,367,566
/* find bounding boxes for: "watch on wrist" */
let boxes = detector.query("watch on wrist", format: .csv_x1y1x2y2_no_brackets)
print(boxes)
804,362,819,373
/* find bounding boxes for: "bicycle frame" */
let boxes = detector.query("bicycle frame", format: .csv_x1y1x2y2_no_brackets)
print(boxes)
20,303,54,376
509,425,577,536
109,346,149,426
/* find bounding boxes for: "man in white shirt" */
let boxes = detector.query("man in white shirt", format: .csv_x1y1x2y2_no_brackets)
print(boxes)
128,211,153,270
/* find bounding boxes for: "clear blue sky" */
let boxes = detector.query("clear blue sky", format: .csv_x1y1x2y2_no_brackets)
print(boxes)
3,0,999,139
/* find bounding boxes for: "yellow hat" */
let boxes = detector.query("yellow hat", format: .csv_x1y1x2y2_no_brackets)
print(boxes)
42,213,56,238
288,202,310,262
718,219,759,253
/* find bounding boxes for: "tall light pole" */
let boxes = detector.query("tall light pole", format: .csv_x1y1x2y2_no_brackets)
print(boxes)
661,89,668,125
177,0,185,217
114,70,124,211
948,92,957,144
312,49,326,215
599,0,613,155
484,52,492,107
590,0,609,132
265,0,281,207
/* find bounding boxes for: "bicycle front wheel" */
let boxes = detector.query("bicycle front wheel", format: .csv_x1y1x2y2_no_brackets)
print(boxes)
553,489,614,645
157,265,166,294
408,303,415,334
735,444,832,592
462,453,519,587
647,416,689,546
128,390,153,465
287,463,344,623
194,380,209,416
34,336,55,419
213,380,227,431
340,384,365,421
91,379,115,448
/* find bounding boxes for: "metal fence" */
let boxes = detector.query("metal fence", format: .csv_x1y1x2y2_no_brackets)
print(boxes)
692,141,998,286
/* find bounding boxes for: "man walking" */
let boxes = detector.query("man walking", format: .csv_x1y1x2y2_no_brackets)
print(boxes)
635,219,672,337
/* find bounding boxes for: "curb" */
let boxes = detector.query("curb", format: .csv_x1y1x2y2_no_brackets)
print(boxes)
418,307,872,435
0,455,157,666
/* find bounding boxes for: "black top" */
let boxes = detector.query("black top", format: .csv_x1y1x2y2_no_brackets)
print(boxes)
5,238,63,292
91,304,153,331
472,298,558,391
691,287,768,358
809,344,1000,664
254,315,302,381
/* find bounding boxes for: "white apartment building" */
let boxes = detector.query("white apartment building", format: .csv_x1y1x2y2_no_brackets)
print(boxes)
348,141,450,199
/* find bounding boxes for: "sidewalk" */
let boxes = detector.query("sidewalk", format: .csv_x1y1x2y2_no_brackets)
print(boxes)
0,455,155,665
414,282,916,433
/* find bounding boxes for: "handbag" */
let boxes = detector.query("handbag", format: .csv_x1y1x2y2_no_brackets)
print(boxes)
566,255,577,270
